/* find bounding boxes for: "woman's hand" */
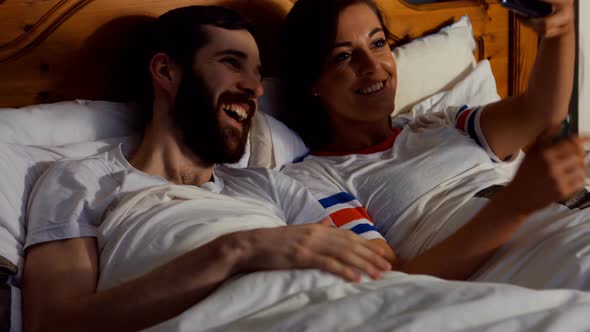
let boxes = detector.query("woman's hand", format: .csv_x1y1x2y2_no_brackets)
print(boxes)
223,218,392,282
522,0,574,39
505,133,588,214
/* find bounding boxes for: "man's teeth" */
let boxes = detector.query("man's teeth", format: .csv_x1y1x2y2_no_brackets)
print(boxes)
222,104,248,121
358,81,385,95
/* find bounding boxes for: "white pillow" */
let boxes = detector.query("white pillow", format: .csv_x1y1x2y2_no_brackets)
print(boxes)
0,83,288,141
0,100,139,146
265,114,308,169
393,16,477,116
0,96,289,168
393,59,500,124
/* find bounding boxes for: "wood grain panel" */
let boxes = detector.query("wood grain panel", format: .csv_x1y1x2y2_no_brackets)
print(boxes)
382,0,535,97
0,0,62,45
0,0,537,108
0,0,294,107
510,16,538,96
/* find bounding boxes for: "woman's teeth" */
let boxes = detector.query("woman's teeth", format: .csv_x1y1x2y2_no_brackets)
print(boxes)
357,81,385,95
222,104,248,122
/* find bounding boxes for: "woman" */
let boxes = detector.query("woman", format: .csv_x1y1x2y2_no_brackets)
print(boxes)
281,0,589,287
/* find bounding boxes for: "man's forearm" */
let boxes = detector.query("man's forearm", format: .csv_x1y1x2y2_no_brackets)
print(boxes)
35,235,245,332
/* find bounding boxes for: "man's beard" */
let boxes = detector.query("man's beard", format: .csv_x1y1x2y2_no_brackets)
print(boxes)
172,71,251,165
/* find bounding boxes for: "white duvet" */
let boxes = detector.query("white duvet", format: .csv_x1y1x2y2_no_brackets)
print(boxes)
386,185,590,290
98,185,590,331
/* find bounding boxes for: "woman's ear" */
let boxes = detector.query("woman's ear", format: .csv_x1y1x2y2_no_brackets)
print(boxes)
149,53,181,100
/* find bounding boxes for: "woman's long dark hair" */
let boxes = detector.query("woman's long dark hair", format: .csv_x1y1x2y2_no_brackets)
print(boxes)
280,0,399,150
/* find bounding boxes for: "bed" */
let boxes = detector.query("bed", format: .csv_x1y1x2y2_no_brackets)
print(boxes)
3,0,590,332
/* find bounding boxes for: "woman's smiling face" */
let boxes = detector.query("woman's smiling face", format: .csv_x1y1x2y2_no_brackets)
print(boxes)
313,3,397,124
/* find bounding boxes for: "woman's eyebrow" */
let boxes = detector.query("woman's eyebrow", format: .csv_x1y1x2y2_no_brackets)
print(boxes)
369,27,383,37
334,41,352,48
333,27,384,49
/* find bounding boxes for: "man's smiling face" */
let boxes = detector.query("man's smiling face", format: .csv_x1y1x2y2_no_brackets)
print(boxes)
172,25,264,164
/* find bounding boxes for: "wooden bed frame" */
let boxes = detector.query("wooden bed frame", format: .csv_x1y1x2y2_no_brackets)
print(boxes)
0,0,538,108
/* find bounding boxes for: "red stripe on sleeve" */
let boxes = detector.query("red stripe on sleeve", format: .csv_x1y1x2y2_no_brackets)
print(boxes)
455,108,473,132
329,207,373,227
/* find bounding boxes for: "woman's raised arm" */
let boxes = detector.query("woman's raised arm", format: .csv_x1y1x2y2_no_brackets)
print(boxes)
479,0,575,160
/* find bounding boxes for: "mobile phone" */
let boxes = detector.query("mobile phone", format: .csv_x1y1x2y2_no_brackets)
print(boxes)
499,0,552,18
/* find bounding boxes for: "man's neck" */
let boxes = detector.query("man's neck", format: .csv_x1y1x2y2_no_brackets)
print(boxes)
129,124,215,187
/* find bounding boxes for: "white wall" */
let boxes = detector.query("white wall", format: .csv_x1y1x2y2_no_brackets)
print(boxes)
578,0,590,133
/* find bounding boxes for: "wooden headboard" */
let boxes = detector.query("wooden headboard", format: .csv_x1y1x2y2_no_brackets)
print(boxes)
0,0,537,108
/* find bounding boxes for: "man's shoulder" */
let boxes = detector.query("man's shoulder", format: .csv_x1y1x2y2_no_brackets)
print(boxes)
43,146,125,184
25,147,127,249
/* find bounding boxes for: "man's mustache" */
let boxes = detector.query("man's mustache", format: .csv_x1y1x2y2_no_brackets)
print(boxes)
218,92,257,118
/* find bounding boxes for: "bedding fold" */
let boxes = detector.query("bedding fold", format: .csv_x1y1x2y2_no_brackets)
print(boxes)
98,185,590,332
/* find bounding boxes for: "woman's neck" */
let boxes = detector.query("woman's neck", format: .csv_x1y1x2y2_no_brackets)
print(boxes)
322,117,395,153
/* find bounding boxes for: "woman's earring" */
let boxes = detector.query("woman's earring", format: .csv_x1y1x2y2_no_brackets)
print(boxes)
312,91,319,97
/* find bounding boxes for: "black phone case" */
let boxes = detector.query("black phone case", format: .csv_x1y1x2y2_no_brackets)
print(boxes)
499,0,552,18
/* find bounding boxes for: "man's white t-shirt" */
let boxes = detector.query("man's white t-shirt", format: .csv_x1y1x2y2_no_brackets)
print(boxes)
284,106,522,256
25,144,328,249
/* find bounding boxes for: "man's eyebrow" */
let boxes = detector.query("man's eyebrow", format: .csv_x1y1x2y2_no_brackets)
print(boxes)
333,28,384,49
215,49,248,58
215,49,263,79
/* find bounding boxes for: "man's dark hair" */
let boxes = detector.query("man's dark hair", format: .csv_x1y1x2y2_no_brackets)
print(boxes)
279,0,400,150
134,6,255,129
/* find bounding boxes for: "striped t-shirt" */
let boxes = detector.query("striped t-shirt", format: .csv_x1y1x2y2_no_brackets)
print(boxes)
284,105,519,240
319,192,382,240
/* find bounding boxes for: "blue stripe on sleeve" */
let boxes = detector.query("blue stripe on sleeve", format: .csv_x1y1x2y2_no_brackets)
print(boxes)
455,104,470,120
350,223,377,235
319,192,356,208
467,108,483,147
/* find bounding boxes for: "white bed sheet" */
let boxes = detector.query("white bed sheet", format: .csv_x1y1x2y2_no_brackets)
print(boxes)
98,184,590,331
206,272,590,332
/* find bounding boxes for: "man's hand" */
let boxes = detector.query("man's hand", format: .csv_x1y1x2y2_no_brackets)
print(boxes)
225,218,392,282
505,133,588,214
524,0,574,39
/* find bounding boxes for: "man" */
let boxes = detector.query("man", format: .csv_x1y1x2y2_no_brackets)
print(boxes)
22,6,391,332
